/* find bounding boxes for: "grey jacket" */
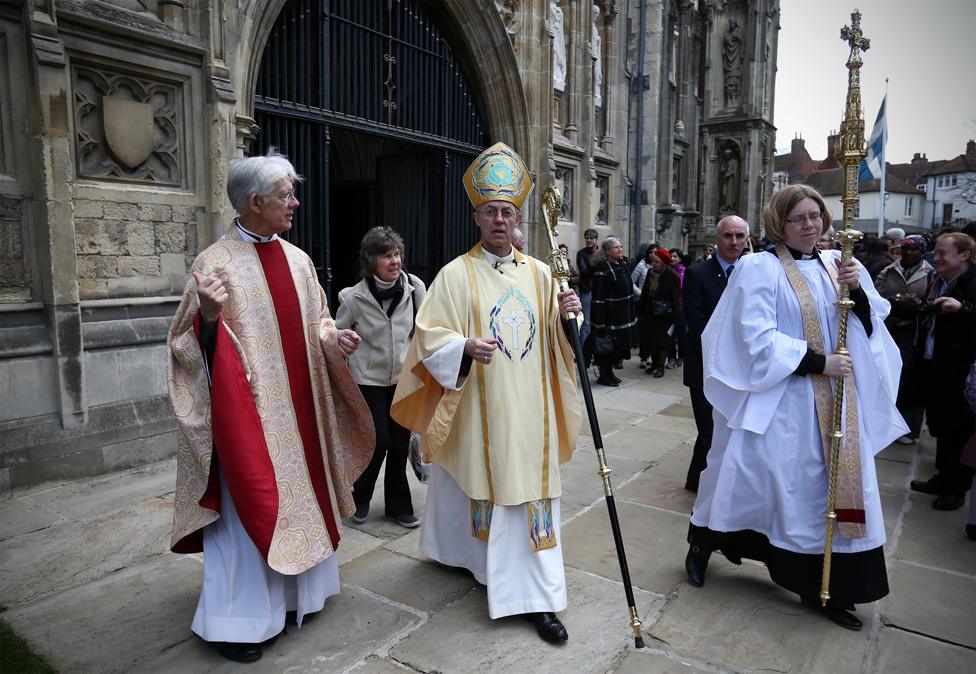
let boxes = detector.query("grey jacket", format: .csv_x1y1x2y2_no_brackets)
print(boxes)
335,272,427,387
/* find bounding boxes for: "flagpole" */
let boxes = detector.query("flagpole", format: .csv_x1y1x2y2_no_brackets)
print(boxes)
877,79,888,237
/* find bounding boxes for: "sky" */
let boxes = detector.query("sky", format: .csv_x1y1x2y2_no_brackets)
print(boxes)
774,0,976,165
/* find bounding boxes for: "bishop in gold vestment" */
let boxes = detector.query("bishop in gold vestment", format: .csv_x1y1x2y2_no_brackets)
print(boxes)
392,143,581,644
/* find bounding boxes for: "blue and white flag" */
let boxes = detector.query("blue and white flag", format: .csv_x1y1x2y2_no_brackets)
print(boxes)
858,96,887,181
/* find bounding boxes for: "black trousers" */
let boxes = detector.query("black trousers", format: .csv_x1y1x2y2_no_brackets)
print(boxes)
352,384,413,516
685,386,714,490
922,365,976,494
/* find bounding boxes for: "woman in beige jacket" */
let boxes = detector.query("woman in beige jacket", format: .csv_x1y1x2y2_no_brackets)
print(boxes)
336,227,427,527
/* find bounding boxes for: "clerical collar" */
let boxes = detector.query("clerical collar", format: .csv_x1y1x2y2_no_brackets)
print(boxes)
766,245,817,261
481,246,521,274
235,219,278,243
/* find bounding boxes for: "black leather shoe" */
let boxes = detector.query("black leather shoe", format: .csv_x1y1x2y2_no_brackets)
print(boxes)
932,491,966,511
596,376,619,387
910,476,943,495
523,612,568,644
800,596,862,631
823,605,862,631
216,642,262,663
685,545,710,587
610,373,622,384
652,367,665,378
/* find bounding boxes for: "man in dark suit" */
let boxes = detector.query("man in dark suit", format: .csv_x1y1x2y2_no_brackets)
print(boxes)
682,215,749,491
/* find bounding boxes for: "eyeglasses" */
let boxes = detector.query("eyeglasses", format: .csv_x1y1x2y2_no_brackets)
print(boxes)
261,191,297,203
476,206,518,221
785,211,823,225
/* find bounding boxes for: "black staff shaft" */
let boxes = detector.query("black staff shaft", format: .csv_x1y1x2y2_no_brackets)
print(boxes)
564,316,645,649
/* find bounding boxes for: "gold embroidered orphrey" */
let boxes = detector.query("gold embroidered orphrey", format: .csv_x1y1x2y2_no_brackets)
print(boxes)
774,245,865,541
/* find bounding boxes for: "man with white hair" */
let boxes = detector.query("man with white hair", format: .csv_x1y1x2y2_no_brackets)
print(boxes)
511,226,527,253
167,149,373,663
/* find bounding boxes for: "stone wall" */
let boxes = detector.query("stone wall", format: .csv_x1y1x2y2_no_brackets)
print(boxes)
72,200,201,300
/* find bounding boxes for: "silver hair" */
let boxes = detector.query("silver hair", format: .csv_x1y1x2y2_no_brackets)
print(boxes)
226,148,303,213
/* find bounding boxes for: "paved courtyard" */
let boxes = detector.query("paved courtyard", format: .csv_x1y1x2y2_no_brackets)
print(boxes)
2,364,974,673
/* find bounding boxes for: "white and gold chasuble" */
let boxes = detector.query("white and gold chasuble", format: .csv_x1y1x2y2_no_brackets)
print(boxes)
392,244,581,510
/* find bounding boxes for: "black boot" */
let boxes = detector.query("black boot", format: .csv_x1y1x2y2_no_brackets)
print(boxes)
685,544,710,587
596,364,619,387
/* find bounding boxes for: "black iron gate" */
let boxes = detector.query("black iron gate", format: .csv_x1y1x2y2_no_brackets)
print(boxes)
253,0,488,298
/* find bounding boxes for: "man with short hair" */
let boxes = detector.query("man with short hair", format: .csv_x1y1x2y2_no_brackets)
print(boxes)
168,150,373,663
577,228,600,361
512,226,527,253
392,142,582,644
681,215,749,491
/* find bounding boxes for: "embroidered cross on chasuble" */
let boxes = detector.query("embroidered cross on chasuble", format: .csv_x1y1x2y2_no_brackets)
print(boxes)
463,248,559,551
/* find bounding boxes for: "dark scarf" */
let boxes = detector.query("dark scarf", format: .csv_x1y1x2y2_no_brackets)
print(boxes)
367,275,404,318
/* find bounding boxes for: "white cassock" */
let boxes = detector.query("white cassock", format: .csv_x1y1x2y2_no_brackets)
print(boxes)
691,250,907,554
191,472,340,643
418,333,568,619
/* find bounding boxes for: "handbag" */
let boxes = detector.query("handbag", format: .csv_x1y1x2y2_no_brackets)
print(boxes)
651,300,672,317
593,331,616,356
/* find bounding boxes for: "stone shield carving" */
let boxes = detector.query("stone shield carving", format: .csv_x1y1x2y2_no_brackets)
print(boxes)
102,97,155,170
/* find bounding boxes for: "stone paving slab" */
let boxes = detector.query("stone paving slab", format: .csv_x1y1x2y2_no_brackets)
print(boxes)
140,582,425,674
646,444,696,482
563,498,692,595
883,559,976,648
616,470,696,517
0,496,172,605
4,553,202,674
875,456,912,496
651,562,871,674
871,626,976,674
578,406,638,437
560,449,649,519
389,566,662,674
594,387,680,416
634,410,699,435
611,648,712,674
340,548,477,613
336,525,387,568
601,423,689,464
0,497,59,541
350,655,414,673
892,493,975,576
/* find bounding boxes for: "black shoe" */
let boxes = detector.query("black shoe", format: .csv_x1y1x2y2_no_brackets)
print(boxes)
932,491,966,511
683,481,698,493
388,514,421,528
824,605,862,631
720,547,742,565
966,523,976,541
910,476,944,495
685,545,710,587
216,642,263,663
350,503,369,524
596,376,619,387
523,612,568,644
800,596,862,631
610,373,622,384
652,367,665,378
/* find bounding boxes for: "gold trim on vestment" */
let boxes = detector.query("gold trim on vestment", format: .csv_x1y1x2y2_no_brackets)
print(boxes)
528,259,552,499
462,249,495,504
774,245,865,539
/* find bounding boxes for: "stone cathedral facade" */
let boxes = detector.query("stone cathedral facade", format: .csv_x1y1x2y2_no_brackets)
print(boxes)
0,0,777,491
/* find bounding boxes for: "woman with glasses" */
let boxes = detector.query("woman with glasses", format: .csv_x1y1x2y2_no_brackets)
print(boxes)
684,184,907,631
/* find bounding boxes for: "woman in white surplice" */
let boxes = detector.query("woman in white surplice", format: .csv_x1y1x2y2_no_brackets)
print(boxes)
684,185,908,631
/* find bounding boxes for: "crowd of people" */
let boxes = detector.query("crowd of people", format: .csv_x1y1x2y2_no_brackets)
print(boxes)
167,145,975,663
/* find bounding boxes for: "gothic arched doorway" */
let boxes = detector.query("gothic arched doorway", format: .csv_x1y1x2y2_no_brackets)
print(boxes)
252,0,493,300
